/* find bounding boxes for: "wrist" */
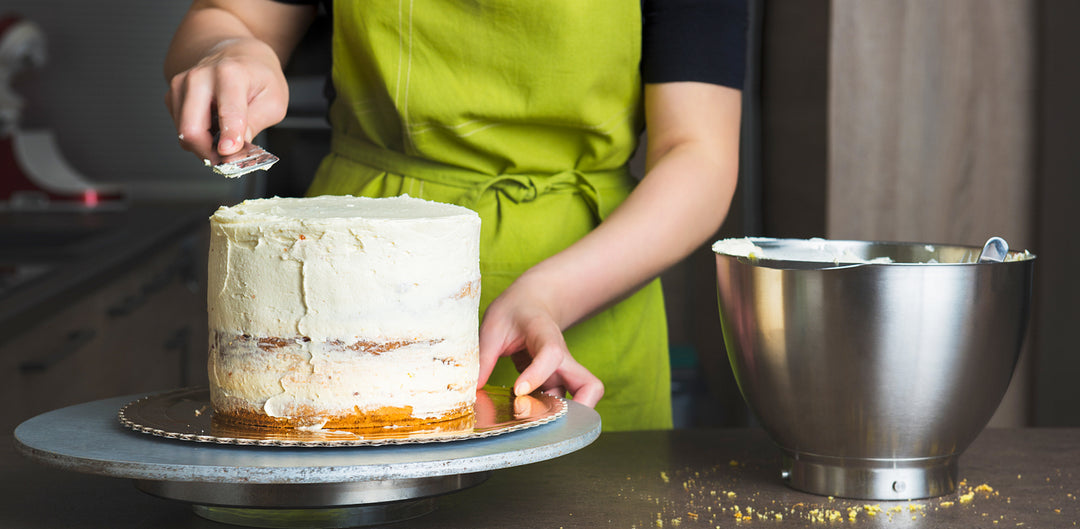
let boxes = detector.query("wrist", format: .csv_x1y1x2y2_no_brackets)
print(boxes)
511,266,569,329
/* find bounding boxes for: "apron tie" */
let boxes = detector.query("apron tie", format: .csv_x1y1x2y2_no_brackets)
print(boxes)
331,133,624,224
464,170,603,223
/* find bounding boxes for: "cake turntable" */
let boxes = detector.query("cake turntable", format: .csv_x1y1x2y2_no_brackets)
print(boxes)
14,386,601,528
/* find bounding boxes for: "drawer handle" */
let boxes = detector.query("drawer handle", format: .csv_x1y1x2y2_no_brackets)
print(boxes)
18,329,96,373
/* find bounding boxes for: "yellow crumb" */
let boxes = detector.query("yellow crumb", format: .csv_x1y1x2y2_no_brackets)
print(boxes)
940,501,955,508
975,484,995,494
660,471,669,483
729,460,740,467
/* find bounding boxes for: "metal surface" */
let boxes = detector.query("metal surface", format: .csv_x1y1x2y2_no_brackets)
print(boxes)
137,476,488,528
977,236,1010,263
118,386,565,447
6,428,1080,528
210,142,279,178
134,473,491,508
781,452,958,500
714,238,1035,500
189,501,437,529
14,392,600,527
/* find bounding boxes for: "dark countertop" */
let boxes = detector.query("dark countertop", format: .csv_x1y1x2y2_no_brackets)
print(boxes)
0,204,213,340
2,427,1077,528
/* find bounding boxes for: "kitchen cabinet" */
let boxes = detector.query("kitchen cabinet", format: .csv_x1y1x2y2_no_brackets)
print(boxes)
0,209,209,433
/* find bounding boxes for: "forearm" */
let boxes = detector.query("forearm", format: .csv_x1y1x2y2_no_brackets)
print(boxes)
521,82,742,330
164,0,314,80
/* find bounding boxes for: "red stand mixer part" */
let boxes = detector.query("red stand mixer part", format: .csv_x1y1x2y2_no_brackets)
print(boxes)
0,135,122,207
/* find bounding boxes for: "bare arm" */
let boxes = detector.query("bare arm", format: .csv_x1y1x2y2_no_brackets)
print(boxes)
477,81,742,406
164,0,316,161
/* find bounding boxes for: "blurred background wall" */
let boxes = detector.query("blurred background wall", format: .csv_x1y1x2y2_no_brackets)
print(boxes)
3,0,245,202
744,0,1078,427
2,0,1075,427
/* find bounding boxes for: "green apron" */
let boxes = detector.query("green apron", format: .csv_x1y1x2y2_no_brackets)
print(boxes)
307,0,672,431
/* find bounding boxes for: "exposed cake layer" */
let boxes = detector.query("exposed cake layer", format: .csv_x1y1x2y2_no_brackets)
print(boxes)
207,195,482,428
208,331,478,428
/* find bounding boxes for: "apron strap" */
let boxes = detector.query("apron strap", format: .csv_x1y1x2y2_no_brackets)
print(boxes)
331,133,631,223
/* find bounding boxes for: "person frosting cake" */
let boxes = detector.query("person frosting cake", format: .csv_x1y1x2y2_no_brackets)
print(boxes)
206,195,482,429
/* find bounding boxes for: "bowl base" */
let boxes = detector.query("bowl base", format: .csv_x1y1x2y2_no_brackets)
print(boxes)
781,451,959,500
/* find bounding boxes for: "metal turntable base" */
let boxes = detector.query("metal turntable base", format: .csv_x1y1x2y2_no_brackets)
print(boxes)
14,392,601,528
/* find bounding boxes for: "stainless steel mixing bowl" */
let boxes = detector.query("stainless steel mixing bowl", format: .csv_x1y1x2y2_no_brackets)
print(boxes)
713,238,1035,500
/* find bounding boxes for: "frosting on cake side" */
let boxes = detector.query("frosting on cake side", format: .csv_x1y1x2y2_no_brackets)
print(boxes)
207,195,481,429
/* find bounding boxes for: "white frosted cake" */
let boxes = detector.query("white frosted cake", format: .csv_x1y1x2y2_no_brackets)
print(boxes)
207,195,481,430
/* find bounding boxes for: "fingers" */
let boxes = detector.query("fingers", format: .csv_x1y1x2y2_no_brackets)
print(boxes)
514,322,604,408
555,355,604,407
176,66,251,161
214,80,250,157
512,318,566,396
476,318,508,388
477,286,604,409
170,70,217,162
166,39,289,165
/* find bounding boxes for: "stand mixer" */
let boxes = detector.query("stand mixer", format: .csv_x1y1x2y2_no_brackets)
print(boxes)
0,13,124,210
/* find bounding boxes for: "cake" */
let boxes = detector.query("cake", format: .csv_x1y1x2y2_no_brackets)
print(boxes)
206,195,482,430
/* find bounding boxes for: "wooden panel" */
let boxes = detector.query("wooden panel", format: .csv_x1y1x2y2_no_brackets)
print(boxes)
827,0,1037,426
1033,0,1080,426
759,0,831,238
828,0,1035,248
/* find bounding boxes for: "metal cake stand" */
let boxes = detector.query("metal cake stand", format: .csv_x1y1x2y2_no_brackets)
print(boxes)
14,392,601,528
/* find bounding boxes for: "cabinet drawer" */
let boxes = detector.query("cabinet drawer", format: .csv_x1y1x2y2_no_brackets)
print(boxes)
1,230,209,431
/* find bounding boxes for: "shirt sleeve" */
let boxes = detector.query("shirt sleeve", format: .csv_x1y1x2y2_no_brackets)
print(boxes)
641,0,748,89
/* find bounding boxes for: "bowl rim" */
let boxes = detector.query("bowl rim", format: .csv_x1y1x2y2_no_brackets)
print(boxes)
712,237,1037,269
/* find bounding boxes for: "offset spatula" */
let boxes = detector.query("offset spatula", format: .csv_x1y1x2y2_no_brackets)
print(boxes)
207,142,279,178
